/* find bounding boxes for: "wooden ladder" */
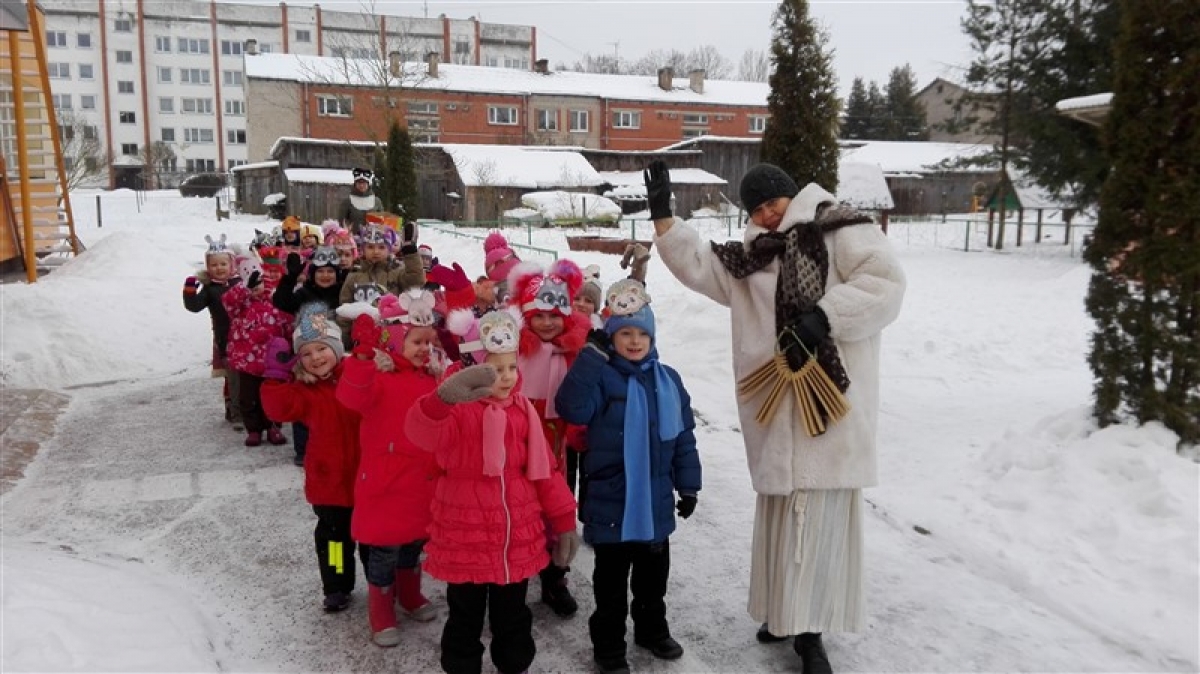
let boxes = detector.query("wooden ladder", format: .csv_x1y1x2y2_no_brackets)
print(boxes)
1,0,80,282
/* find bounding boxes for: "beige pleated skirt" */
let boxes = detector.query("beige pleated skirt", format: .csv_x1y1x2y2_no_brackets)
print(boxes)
748,488,865,635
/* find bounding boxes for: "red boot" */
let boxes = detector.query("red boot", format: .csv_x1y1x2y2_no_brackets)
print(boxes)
367,584,401,647
244,431,262,447
396,566,437,622
266,425,287,446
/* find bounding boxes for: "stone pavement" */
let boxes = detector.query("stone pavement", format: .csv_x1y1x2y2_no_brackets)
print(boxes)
0,388,70,496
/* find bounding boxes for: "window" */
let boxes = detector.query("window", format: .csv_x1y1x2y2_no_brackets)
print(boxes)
81,95,96,110
119,111,136,124
48,63,70,79
407,101,438,115
186,158,216,173
114,18,132,33
226,129,246,144
408,117,438,131
181,98,214,114
115,50,133,64
535,108,558,132
569,109,589,132
117,80,135,94
224,100,245,116
487,105,518,125
220,40,242,56
161,158,177,172
228,159,248,170
223,70,243,87
48,31,67,47
681,128,709,139
295,29,311,43
748,115,767,134
159,97,174,113
184,128,214,143
612,110,640,129
79,64,94,80
77,33,92,48
82,125,98,140
157,66,172,83
161,128,175,142
121,143,139,156
155,36,171,53
178,38,210,54
484,56,499,67
180,68,211,85
59,124,75,142
258,43,273,53
681,113,708,125
504,57,528,70
316,95,352,117
63,156,75,171
454,40,470,55
411,132,438,144
52,94,72,110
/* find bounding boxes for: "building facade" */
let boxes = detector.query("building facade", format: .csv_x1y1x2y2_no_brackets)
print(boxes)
41,0,536,188
915,78,1000,146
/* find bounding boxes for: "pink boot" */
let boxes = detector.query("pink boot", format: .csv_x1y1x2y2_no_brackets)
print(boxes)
244,431,262,447
367,584,401,647
396,566,438,622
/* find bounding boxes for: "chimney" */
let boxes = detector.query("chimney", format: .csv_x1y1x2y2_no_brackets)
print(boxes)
388,51,401,78
534,58,549,75
657,67,673,92
688,69,705,94
426,51,440,78
244,38,259,55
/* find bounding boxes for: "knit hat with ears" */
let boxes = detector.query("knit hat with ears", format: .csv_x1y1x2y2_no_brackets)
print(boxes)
292,302,344,361
484,231,521,282
446,306,523,365
308,246,339,270
324,226,358,257
204,234,234,263
359,224,396,250
257,245,285,271
739,163,800,214
577,264,602,311
300,223,324,244
509,258,583,319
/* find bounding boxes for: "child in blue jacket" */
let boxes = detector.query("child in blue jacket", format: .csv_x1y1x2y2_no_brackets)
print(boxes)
554,279,701,674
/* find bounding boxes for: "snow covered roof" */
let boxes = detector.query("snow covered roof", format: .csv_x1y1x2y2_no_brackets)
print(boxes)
599,168,727,187
836,161,894,210
443,144,606,189
230,160,278,172
268,135,385,160
1055,93,1113,112
839,140,994,175
1008,168,1076,210
245,53,770,107
657,135,762,152
284,168,355,185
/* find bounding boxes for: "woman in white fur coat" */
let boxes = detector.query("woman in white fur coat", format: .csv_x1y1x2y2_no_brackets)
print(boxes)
644,161,906,673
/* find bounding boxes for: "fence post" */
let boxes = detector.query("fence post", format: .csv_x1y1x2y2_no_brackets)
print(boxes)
630,217,636,242
964,219,970,252
96,194,102,228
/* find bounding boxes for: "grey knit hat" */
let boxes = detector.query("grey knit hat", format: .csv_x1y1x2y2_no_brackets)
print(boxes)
740,163,799,214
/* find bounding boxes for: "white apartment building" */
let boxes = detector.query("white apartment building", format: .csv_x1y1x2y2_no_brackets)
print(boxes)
42,0,537,188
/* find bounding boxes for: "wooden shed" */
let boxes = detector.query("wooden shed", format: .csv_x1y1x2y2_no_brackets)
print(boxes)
229,160,282,216
985,168,1079,246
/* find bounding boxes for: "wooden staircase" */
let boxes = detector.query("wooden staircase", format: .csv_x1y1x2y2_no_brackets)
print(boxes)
1,0,80,282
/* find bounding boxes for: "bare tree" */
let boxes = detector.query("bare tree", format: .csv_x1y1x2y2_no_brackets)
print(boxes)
570,53,624,74
55,109,105,192
737,48,771,82
688,45,732,79
628,48,690,75
141,141,177,189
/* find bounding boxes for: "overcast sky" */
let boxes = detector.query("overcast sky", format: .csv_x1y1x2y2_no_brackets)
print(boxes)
232,0,973,96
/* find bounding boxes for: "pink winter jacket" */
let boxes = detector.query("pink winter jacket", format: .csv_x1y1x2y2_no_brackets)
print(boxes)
406,393,577,586
221,284,293,376
336,354,441,546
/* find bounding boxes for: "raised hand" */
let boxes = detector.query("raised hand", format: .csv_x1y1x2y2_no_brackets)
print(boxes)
436,364,497,404
183,276,200,295
263,337,297,380
643,160,673,221
428,262,471,291
350,314,383,358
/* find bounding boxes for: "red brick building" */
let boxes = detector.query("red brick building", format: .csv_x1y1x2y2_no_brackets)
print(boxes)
244,52,771,160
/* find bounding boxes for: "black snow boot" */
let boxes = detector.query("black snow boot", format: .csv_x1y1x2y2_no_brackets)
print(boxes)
540,565,578,617
794,632,833,674
757,622,789,643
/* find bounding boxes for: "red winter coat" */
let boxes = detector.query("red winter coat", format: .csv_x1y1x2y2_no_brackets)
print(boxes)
517,311,590,469
405,393,577,585
222,284,293,376
261,363,361,507
336,354,440,546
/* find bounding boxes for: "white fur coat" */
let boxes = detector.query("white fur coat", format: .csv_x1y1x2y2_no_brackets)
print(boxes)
655,184,906,494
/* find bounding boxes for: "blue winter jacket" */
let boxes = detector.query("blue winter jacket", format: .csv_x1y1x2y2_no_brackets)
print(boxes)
555,346,702,545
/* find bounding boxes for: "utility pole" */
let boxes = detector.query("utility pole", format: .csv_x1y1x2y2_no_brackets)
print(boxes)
607,40,619,73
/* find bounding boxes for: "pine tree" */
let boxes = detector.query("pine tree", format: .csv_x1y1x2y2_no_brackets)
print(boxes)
761,0,840,191
883,64,928,140
865,81,887,140
1084,0,1200,447
842,77,871,139
377,120,420,220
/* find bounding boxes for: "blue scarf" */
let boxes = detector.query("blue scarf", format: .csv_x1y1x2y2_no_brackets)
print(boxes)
622,356,684,541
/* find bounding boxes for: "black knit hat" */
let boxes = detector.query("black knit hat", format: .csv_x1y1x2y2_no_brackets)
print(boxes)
740,163,799,214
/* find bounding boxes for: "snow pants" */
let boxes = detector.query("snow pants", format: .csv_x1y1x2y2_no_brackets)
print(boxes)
440,580,534,674
312,505,366,597
589,539,672,662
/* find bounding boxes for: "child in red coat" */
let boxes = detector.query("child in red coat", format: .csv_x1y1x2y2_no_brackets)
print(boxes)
260,303,365,613
507,258,590,617
336,290,445,648
406,308,579,674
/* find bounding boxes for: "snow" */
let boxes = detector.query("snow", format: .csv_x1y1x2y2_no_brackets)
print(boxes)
1008,168,1076,210
444,144,606,189
520,191,621,222
835,161,894,210
1,188,1196,673
840,140,995,174
1055,92,1114,112
599,168,726,188
284,168,355,185
244,53,769,108
261,192,285,206
229,159,279,172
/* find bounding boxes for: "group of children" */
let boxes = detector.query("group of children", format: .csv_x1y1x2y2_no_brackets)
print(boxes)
184,218,700,674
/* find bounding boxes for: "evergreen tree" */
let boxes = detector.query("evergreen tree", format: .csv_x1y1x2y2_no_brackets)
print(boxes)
842,77,871,139
380,120,420,220
1084,0,1200,447
865,81,887,140
761,0,840,191
883,64,928,140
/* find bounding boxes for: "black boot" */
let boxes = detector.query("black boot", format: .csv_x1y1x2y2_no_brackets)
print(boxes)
540,565,578,617
794,632,833,674
757,622,789,643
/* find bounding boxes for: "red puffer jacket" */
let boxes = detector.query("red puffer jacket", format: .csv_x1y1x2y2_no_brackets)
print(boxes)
222,284,293,376
405,393,577,586
336,354,440,546
261,363,361,506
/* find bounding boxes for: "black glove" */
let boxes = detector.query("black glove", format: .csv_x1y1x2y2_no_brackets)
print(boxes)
643,160,673,221
401,220,418,247
585,329,611,359
247,270,262,289
285,252,304,278
676,495,697,519
781,308,830,370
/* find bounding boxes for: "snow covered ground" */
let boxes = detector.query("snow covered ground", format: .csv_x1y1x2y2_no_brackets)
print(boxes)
1,189,1196,673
